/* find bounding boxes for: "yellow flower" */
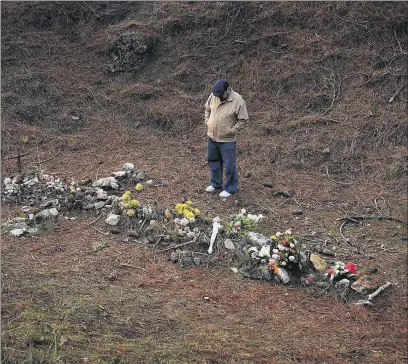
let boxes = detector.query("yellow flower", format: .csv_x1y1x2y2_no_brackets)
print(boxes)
184,210,195,219
123,202,131,209
193,208,201,216
135,183,144,191
175,203,184,215
127,209,135,216
130,199,139,208
186,200,193,206
121,191,131,200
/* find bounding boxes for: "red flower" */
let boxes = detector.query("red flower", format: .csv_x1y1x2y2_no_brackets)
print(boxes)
281,239,288,246
345,262,357,274
327,268,334,275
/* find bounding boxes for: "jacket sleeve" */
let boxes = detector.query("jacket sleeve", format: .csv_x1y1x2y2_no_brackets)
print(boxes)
204,95,212,124
233,99,249,132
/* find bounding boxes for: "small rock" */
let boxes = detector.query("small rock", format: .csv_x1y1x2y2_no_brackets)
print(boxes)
10,228,26,237
128,230,140,238
105,213,120,226
292,209,303,216
109,228,121,234
170,252,178,263
263,182,273,188
96,194,108,200
193,257,201,266
313,281,331,289
246,232,270,246
273,190,293,198
112,171,127,178
146,180,153,185
94,201,106,210
230,267,239,274
123,163,136,172
136,171,146,180
244,172,252,178
224,239,235,250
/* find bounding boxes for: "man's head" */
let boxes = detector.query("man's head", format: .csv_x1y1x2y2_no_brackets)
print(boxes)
213,79,230,100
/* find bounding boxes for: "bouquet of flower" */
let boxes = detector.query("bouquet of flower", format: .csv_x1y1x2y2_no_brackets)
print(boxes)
174,201,201,238
326,261,358,281
120,191,140,217
175,200,200,220
267,229,302,269
226,209,263,235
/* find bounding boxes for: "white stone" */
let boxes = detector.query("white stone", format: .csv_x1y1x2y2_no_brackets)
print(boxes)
224,239,235,250
10,228,25,236
105,213,120,226
112,171,126,178
122,163,135,172
247,232,270,246
49,208,59,216
146,180,153,185
230,267,239,274
3,177,12,185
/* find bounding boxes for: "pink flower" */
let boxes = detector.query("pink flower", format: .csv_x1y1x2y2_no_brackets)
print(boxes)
234,221,241,230
327,268,334,275
345,262,357,274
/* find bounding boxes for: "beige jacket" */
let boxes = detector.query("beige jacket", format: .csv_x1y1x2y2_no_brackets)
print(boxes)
204,89,249,142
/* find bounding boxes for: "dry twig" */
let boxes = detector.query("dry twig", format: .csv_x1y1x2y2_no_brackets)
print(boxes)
156,238,197,253
39,148,62,164
325,166,353,185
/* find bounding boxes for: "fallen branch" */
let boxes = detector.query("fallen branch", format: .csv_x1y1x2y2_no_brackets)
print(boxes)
339,219,354,245
88,214,102,226
337,215,406,224
353,281,392,306
388,81,407,103
90,225,109,236
119,263,147,271
8,152,29,160
39,148,62,164
156,238,197,253
325,166,353,185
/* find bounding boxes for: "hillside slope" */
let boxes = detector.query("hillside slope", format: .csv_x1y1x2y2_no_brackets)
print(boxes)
1,2,407,363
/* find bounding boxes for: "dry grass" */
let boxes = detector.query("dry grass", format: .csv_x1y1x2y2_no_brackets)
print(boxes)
1,2,407,363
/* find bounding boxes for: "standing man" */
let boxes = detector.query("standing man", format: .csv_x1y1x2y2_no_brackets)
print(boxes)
204,79,249,198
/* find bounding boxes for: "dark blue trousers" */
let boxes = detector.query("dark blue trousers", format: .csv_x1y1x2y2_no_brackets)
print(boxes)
207,137,238,193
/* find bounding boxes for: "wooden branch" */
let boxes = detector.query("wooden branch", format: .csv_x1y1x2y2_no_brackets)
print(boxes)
368,281,392,301
39,148,62,164
156,238,197,253
339,219,354,245
325,166,353,185
388,81,407,103
88,214,102,226
8,152,29,160
119,263,147,271
336,215,406,224
353,281,392,306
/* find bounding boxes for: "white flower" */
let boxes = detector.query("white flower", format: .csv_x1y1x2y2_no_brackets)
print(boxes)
187,231,196,238
278,244,285,251
284,229,292,235
273,249,279,254
259,245,271,258
240,208,247,215
281,261,287,266
276,232,282,237
180,218,189,226
289,256,295,262
272,254,280,260
290,243,295,248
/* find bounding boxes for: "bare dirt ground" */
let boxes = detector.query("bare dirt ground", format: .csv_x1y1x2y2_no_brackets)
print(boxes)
1,2,407,364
